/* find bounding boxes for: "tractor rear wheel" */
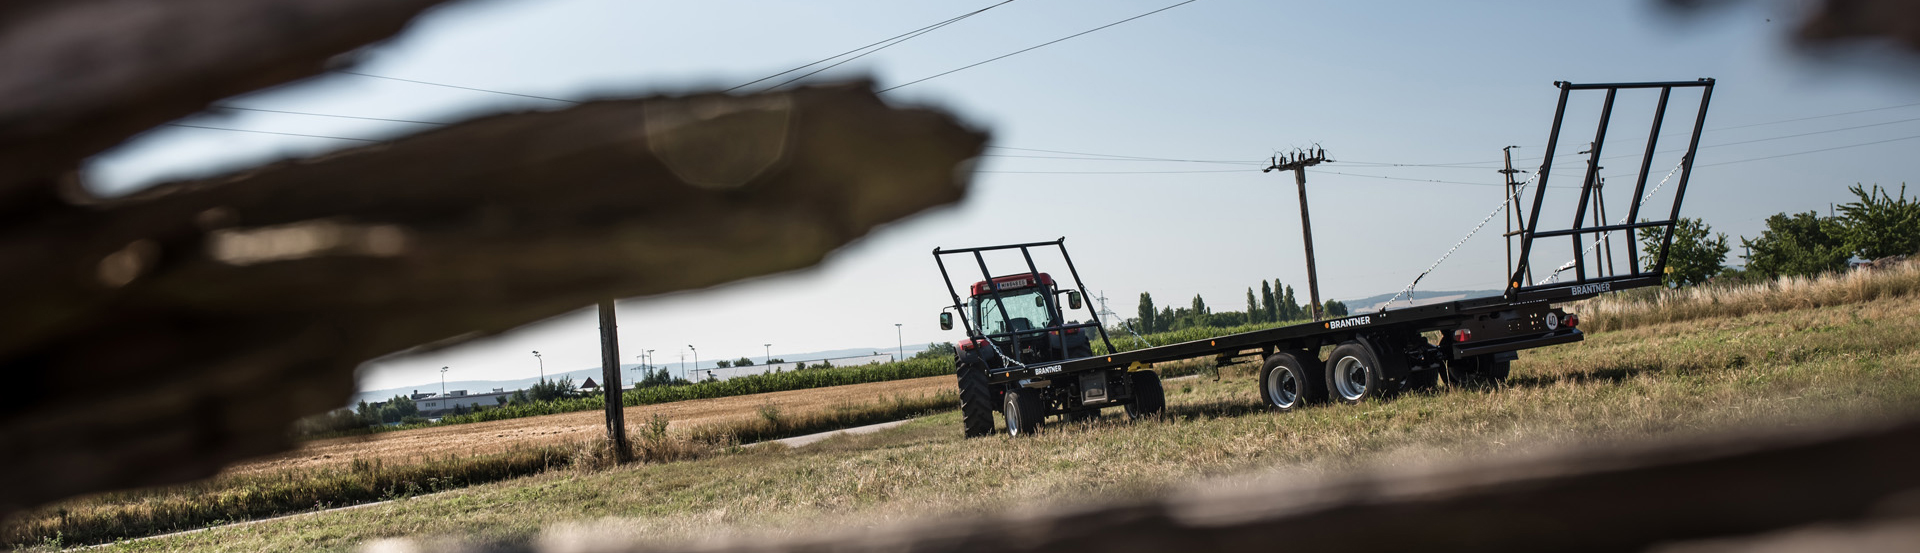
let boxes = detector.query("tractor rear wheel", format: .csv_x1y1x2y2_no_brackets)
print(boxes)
1259,352,1324,411
956,360,995,438
1003,388,1042,436
1125,371,1165,419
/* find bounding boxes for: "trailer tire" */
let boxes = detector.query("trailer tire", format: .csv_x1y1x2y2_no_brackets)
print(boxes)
1326,341,1388,404
957,361,995,438
1259,352,1324,411
1004,388,1042,436
1125,371,1165,419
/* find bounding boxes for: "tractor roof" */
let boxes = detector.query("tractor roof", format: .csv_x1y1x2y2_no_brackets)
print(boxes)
969,273,1053,297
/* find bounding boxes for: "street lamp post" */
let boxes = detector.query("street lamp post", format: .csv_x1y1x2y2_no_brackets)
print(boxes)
689,344,698,381
531,350,544,383
895,323,904,362
439,366,449,398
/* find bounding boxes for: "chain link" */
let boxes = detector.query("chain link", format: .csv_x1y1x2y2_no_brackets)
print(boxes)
1379,169,1542,312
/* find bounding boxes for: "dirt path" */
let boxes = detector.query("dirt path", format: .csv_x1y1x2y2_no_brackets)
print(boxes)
228,375,954,475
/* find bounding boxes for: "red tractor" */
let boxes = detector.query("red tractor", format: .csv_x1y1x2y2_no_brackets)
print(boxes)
933,239,1164,437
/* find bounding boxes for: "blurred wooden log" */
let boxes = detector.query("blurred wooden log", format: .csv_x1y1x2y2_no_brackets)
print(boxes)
0,0,456,209
442,417,1920,553
0,82,986,512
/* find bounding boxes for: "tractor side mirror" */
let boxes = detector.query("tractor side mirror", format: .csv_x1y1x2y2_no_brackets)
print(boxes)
1068,290,1083,310
939,312,953,330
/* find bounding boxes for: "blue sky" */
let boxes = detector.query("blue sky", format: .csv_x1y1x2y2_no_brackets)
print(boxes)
84,1,1920,391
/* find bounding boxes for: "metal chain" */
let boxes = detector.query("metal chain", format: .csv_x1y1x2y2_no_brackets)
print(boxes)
1542,158,1686,284
1379,169,1543,312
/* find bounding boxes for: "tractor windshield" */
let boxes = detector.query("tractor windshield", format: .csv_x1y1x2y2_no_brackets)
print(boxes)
973,288,1058,337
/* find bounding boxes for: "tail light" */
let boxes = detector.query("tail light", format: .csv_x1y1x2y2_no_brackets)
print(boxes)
1452,329,1472,342
1565,314,1579,328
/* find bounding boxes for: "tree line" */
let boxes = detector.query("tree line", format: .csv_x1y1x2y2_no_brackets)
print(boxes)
1128,279,1349,335
1645,183,1918,287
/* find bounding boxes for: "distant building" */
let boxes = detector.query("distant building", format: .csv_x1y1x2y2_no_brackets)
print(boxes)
580,377,599,390
690,353,894,382
415,388,515,416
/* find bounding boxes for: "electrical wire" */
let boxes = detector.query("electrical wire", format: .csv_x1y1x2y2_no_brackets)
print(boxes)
334,70,579,104
164,123,381,142
213,105,450,126
878,0,1200,93
756,1,1015,92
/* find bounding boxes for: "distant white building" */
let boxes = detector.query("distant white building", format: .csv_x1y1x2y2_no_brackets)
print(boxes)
415,388,513,416
689,353,895,382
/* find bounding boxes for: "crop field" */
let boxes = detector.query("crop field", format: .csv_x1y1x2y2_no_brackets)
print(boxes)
52,264,1920,553
241,375,951,475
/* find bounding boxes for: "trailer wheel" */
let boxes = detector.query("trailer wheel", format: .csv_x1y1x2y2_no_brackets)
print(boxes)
1259,352,1324,411
956,360,995,438
1326,341,1387,404
1003,388,1043,436
1125,371,1165,419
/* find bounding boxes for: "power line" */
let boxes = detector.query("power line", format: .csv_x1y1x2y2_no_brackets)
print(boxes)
878,0,1200,93
751,1,1015,92
981,153,1262,165
976,168,1248,174
213,105,450,126
164,123,381,142
1696,133,1920,168
334,70,580,104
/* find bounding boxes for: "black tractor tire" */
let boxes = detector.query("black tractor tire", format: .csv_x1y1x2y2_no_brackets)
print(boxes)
1443,355,1512,389
956,361,995,438
1325,340,1390,404
1125,371,1166,419
1003,388,1043,436
1259,352,1325,412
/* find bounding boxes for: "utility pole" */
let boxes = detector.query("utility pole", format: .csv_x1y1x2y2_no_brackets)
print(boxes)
596,300,629,462
688,344,698,381
894,324,904,362
531,350,544,383
439,366,448,398
1264,147,1331,321
764,343,771,365
1499,146,1529,285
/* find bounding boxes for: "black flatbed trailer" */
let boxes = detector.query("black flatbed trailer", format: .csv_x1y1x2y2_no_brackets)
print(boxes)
934,79,1715,437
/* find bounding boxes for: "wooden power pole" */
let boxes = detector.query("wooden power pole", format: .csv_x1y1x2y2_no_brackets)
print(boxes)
596,300,630,461
1265,147,1331,321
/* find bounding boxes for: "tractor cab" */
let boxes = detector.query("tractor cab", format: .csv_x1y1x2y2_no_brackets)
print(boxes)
933,241,1111,369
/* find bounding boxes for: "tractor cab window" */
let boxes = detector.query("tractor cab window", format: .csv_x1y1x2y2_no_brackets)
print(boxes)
974,288,1058,336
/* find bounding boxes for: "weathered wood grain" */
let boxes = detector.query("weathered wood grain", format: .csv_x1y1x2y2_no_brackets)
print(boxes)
0,81,985,512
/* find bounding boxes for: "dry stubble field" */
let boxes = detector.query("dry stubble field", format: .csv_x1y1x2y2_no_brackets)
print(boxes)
231,375,955,475
83,267,1920,553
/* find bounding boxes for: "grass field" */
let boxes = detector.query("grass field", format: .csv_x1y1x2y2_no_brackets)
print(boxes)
49,264,1919,552
2,379,959,548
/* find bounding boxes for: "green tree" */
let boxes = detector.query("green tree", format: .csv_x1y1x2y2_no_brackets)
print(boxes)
915,342,958,359
1156,306,1174,333
733,357,756,367
1244,288,1259,323
1137,292,1157,335
1189,294,1209,316
527,376,578,402
1835,183,1920,259
1323,300,1349,317
1280,284,1301,321
1259,281,1276,323
767,358,785,364
715,360,733,368
1741,211,1850,278
1643,218,1729,287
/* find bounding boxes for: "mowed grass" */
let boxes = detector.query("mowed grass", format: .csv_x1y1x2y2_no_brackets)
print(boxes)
73,286,1920,553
